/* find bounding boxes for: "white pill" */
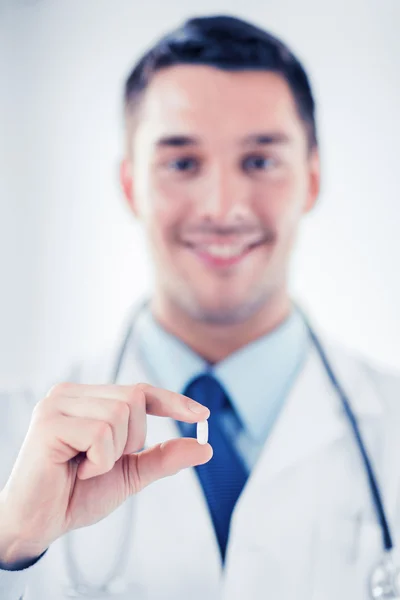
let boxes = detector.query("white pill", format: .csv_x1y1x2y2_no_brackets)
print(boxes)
197,420,209,445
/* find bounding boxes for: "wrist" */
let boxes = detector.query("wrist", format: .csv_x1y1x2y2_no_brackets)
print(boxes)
0,538,46,567
0,494,47,566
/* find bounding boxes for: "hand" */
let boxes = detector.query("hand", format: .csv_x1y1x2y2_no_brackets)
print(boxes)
0,382,211,562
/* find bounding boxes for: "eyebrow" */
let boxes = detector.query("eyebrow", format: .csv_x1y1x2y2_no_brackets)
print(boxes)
156,135,200,148
155,132,291,148
240,132,291,146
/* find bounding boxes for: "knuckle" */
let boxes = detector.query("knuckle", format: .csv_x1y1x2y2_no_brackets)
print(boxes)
110,400,130,421
94,420,113,441
35,382,71,418
32,398,44,416
47,382,71,397
158,442,170,474
134,382,149,396
124,383,147,408
32,396,51,420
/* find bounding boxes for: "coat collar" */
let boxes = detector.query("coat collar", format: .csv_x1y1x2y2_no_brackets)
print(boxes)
244,331,384,487
72,309,387,594
133,301,310,442
102,306,384,482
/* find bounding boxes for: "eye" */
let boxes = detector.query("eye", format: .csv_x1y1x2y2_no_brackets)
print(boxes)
168,157,199,172
242,154,276,172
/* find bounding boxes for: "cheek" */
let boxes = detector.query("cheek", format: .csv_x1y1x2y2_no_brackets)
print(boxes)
257,170,307,230
141,186,184,252
133,158,186,218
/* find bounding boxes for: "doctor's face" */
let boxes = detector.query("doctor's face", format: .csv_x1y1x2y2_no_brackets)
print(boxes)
121,65,320,324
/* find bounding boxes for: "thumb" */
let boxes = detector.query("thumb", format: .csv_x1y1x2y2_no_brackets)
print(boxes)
127,438,213,493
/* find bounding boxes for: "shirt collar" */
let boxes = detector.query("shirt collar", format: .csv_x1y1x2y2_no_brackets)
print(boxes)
214,308,309,439
134,304,309,441
134,307,208,394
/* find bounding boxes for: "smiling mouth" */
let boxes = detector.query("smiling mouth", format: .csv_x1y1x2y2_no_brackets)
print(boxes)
182,239,266,266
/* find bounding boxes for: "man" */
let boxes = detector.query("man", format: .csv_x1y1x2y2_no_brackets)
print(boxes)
1,13,399,600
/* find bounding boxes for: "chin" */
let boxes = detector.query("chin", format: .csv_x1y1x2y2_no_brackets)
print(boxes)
186,295,267,326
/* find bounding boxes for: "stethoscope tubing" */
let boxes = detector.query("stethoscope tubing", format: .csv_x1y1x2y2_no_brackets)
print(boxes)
64,300,395,597
298,307,393,553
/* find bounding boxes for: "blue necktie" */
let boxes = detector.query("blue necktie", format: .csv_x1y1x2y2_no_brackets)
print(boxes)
179,374,248,562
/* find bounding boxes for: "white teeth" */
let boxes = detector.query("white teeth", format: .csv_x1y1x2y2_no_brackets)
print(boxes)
203,244,245,258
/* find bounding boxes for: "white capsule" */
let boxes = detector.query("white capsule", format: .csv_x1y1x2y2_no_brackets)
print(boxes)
196,420,209,445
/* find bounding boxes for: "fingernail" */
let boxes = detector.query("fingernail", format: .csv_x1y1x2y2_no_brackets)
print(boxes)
187,399,209,416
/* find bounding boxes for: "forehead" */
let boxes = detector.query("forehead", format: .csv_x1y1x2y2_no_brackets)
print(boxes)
133,65,303,147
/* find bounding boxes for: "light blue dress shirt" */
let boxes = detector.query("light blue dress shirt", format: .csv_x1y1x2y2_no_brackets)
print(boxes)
135,305,311,471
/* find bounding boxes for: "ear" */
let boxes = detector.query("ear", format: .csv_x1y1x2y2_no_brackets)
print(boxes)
120,158,139,217
303,147,321,214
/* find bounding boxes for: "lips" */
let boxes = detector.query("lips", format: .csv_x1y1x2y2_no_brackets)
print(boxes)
182,239,266,267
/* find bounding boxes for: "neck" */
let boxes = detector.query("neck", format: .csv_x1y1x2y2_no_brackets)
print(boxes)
151,292,293,364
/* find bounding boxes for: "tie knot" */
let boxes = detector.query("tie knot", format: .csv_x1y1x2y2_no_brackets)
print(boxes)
183,373,228,413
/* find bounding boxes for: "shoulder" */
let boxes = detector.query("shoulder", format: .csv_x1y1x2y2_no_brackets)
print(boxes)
321,333,400,413
0,304,138,407
358,358,400,410
0,341,115,411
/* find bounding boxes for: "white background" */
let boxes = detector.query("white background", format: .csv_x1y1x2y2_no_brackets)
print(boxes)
0,0,399,387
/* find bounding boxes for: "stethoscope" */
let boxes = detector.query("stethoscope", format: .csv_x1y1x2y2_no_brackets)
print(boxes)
62,301,400,599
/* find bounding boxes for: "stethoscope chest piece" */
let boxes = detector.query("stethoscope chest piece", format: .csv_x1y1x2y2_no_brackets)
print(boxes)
370,554,400,599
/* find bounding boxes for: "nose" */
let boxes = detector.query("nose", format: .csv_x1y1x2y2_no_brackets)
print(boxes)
198,165,249,222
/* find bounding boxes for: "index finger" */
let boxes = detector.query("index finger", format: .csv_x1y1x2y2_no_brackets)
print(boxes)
55,383,210,423
136,383,211,422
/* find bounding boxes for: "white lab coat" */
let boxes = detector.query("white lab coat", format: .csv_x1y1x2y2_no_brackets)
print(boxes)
1,320,400,600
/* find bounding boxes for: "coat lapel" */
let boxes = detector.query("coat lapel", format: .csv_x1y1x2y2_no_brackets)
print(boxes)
110,312,385,511
222,333,387,599
72,316,388,599
115,330,223,591
240,333,384,491
105,314,384,500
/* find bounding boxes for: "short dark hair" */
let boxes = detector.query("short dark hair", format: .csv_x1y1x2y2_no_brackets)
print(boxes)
124,14,318,153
